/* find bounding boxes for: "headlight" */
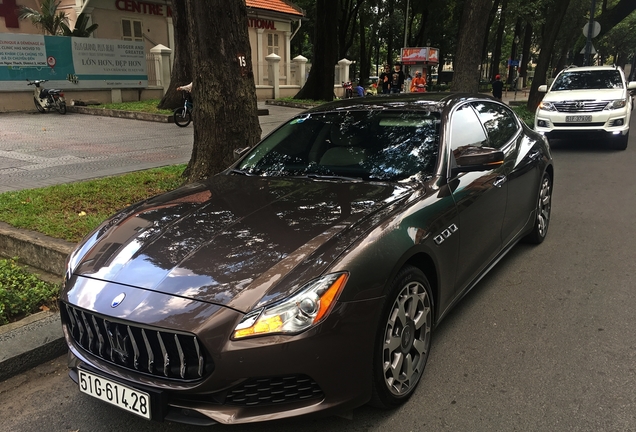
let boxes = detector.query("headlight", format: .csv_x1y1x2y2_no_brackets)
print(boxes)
233,273,348,339
605,99,627,110
538,101,556,111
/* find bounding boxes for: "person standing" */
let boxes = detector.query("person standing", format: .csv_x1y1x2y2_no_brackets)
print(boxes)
492,74,504,100
379,65,392,94
390,63,406,93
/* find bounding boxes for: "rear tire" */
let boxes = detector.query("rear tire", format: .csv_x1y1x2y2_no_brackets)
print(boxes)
57,101,67,114
524,171,552,244
369,265,433,408
34,97,45,113
173,107,191,127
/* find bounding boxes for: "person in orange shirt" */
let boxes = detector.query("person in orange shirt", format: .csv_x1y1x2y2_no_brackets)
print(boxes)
410,70,427,92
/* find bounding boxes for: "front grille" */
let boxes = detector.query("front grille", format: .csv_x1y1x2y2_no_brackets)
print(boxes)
554,100,608,112
225,375,324,406
62,302,212,381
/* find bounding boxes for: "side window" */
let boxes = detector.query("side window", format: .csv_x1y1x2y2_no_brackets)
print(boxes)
449,104,488,153
471,102,519,149
267,33,279,55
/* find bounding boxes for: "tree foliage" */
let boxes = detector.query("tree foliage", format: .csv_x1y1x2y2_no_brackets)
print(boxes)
60,13,99,37
18,0,68,35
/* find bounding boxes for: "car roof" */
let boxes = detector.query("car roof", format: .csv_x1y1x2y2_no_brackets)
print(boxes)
559,65,622,73
301,92,494,115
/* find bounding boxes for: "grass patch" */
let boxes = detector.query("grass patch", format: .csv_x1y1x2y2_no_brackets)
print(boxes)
275,97,327,106
511,104,536,127
0,258,60,325
0,165,186,243
96,99,173,115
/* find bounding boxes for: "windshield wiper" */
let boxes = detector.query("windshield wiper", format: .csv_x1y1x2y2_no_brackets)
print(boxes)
229,168,252,176
302,173,363,182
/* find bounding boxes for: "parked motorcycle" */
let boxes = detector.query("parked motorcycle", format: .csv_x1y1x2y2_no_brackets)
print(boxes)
27,79,67,114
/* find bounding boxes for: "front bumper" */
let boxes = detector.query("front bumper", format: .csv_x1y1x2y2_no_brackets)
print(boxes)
534,108,630,136
61,284,383,425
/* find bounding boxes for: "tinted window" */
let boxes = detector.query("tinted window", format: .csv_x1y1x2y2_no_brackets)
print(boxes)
472,102,519,149
551,70,623,90
449,104,487,151
237,111,440,181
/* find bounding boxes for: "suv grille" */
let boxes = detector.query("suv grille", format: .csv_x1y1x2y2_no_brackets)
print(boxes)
62,303,211,381
225,375,324,406
553,100,608,112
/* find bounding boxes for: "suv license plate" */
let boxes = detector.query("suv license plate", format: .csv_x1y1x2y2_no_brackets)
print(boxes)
79,369,151,419
565,115,592,122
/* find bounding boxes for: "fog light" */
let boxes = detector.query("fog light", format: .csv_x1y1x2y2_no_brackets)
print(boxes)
537,120,549,127
613,118,624,126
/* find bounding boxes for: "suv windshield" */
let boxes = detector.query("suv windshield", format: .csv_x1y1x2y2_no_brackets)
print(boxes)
551,70,623,91
236,110,440,181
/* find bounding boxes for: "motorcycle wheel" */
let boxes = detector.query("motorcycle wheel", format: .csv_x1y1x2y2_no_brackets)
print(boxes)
173,107,192,127
34,97,46,113
57,101,67,115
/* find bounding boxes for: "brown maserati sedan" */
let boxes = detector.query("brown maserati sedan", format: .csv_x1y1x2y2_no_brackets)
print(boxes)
60,93,553,425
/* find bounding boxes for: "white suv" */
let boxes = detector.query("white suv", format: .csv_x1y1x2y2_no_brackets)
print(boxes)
534,65,636,150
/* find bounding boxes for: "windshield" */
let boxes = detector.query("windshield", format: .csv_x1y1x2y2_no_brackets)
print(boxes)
236,110,440,182
551,70,623,91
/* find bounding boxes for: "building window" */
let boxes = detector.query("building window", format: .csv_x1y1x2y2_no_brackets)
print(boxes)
122,19,143,41
267,33,279,55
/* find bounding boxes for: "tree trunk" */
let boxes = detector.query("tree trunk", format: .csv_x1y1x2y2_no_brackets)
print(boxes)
157,0,192,110
451,0,493,92
182,0,261,182
519,21,532,83
295,0,338,100
491,0,507,81
527,0,572,112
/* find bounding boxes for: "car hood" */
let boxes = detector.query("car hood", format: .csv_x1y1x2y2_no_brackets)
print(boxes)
69,175,413,312
542,88,626,102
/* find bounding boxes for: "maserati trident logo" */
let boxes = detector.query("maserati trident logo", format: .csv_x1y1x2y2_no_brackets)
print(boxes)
111,293,126,308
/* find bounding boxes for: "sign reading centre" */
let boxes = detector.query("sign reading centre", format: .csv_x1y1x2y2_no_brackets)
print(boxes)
0,33,147,90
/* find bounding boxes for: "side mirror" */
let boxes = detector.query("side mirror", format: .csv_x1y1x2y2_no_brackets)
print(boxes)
451,147,505,177
627,81,636,91
538,85,548,93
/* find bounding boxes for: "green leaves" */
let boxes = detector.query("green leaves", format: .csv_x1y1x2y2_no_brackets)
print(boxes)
0,259,60,325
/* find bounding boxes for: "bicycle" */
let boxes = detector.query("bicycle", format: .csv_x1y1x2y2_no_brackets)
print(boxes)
173,90,193,127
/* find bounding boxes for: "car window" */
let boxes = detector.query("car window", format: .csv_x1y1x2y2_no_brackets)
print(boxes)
471,102,519,149
551,70,624,91
237,111,440,181
449,104,487,151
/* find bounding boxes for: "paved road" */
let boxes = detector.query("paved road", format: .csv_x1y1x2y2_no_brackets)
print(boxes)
1,106,636,431
0,103,304,193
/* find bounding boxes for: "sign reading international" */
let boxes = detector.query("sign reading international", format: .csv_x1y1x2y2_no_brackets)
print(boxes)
0,33,148,90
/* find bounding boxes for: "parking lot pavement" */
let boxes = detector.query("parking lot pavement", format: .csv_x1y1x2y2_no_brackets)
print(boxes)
0,102,304,193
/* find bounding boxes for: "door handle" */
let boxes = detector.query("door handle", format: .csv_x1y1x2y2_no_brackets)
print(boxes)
529,150,541,160
493,176,506,187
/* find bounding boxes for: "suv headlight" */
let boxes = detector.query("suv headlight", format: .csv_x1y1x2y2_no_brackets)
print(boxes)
605,99,627,110
538,101,557,111
233,273,348,339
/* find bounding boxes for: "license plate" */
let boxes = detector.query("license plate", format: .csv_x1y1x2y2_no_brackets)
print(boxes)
79,369,151,420
565,115,592,122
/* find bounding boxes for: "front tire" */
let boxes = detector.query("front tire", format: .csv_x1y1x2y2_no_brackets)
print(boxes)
524,171,552,244
173,107,191,127
370,266,433,408
57,101,67,114
34,97,45,113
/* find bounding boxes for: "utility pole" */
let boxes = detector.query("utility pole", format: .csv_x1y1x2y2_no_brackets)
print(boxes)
584,0,596,66
403,0,410,48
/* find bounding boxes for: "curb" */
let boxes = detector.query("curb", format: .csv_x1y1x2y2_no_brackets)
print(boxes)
0,223,73,381
68,106,271,121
